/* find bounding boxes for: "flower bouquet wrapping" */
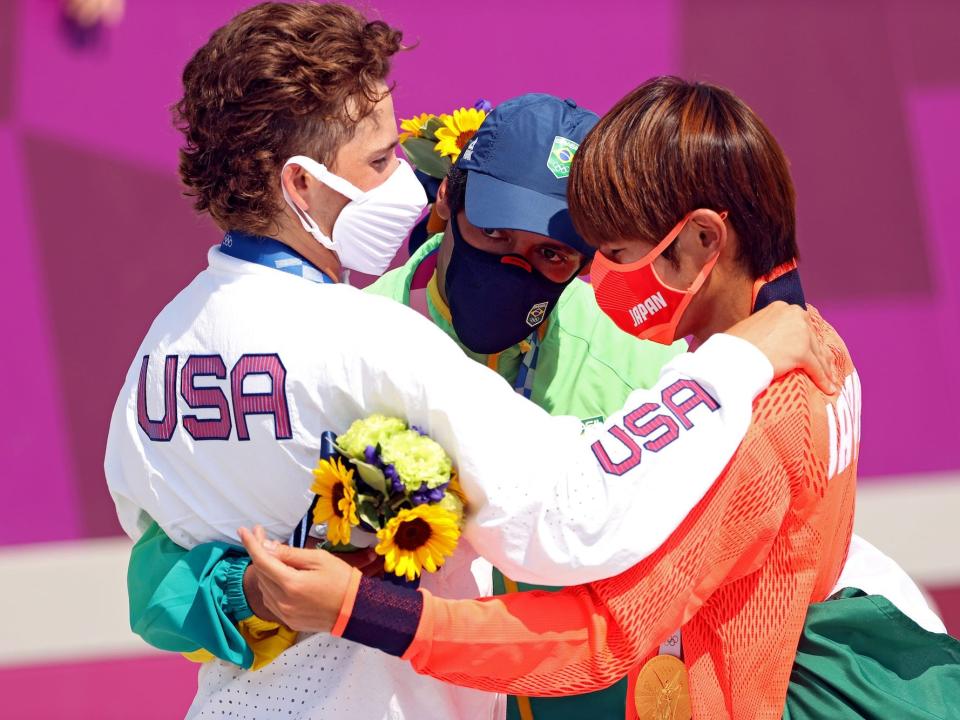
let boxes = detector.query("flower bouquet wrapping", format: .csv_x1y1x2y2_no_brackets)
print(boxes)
310,415,466,586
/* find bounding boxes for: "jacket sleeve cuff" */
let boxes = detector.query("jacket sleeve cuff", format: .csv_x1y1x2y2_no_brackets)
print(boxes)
337,576,424,657
221,555,254,622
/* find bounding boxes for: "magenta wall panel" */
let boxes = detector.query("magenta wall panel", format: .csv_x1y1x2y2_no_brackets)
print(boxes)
1,0,958,546
0,128,81,544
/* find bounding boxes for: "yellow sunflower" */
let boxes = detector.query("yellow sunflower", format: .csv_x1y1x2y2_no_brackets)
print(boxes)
375,504,461,581
399,113,435,143
434,107,487,161
310,457,359,546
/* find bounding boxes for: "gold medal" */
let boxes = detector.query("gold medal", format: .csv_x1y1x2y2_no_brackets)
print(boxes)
633,654,691,720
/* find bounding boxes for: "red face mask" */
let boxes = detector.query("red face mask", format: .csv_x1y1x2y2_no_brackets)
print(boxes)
591,212,726,345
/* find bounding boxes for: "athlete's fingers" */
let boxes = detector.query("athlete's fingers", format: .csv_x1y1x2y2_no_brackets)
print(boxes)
239,539,305,626
240,526,354,633
804,312,839,395
249,566,288,610
249,572,283,616
727,302,838,394
240,563,281,623
267,543,318,570
239,526,299,585
268,542,371,572
802,345,835,395
285,532,381,573
257,579,292,622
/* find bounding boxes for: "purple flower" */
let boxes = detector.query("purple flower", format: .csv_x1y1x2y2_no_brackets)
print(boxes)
410,480,450,505
410,425,427,436
410,483,432,506
364,445,379,466
384,464,404,494
474,98,493,113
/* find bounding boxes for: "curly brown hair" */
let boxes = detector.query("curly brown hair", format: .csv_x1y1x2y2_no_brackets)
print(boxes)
174,2,404,233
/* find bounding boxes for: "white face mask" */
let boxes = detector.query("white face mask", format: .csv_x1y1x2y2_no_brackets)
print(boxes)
281,155,427,277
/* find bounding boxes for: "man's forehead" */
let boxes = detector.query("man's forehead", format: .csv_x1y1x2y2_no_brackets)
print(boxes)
352,91,396,136
336,102,398,160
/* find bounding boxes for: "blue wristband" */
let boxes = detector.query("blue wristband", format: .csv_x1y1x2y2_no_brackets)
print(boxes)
342,576,423,656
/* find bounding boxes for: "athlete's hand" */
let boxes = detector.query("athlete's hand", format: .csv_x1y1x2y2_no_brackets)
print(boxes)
726,301,838,395
243,538,381,623
239,526,356,633
303,536,385,577
242,562,281,623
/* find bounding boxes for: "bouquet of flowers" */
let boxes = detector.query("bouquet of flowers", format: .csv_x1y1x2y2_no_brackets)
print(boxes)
398,99,492,249
398,98,492,179
310,415,466,583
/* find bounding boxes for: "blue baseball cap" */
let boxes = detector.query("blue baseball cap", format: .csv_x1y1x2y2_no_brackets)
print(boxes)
456,93,599,258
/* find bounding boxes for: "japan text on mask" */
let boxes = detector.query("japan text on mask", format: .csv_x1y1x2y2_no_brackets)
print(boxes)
282,155,427,277
591,212,726,345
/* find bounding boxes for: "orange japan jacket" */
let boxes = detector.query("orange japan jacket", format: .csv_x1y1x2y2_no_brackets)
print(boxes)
334,303,861,719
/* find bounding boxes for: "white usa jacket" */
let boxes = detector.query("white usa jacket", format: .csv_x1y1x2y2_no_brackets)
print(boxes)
105,247,774,719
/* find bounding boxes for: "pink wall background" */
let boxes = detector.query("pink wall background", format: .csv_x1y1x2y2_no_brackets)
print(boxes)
0,1,957,716
2,0,958,546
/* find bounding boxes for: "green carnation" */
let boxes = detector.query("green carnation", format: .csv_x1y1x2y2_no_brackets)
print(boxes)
437,490,464,523
337,414,407,460
379,429,452,491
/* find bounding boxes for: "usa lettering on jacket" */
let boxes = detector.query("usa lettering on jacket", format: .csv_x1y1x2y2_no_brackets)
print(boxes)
591,378,719,476
136,353,292,442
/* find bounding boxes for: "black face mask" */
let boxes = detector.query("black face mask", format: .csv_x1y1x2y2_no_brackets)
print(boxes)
445,216,571,354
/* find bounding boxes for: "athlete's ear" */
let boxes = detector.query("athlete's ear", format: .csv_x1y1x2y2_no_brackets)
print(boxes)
435,178,452,221
688,208,727,255
281,163,311,212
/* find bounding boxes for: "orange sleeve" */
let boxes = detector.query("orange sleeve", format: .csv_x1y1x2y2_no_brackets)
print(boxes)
402,428,792,696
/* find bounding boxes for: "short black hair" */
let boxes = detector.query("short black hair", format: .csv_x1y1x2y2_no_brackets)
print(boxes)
445,164,468,216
